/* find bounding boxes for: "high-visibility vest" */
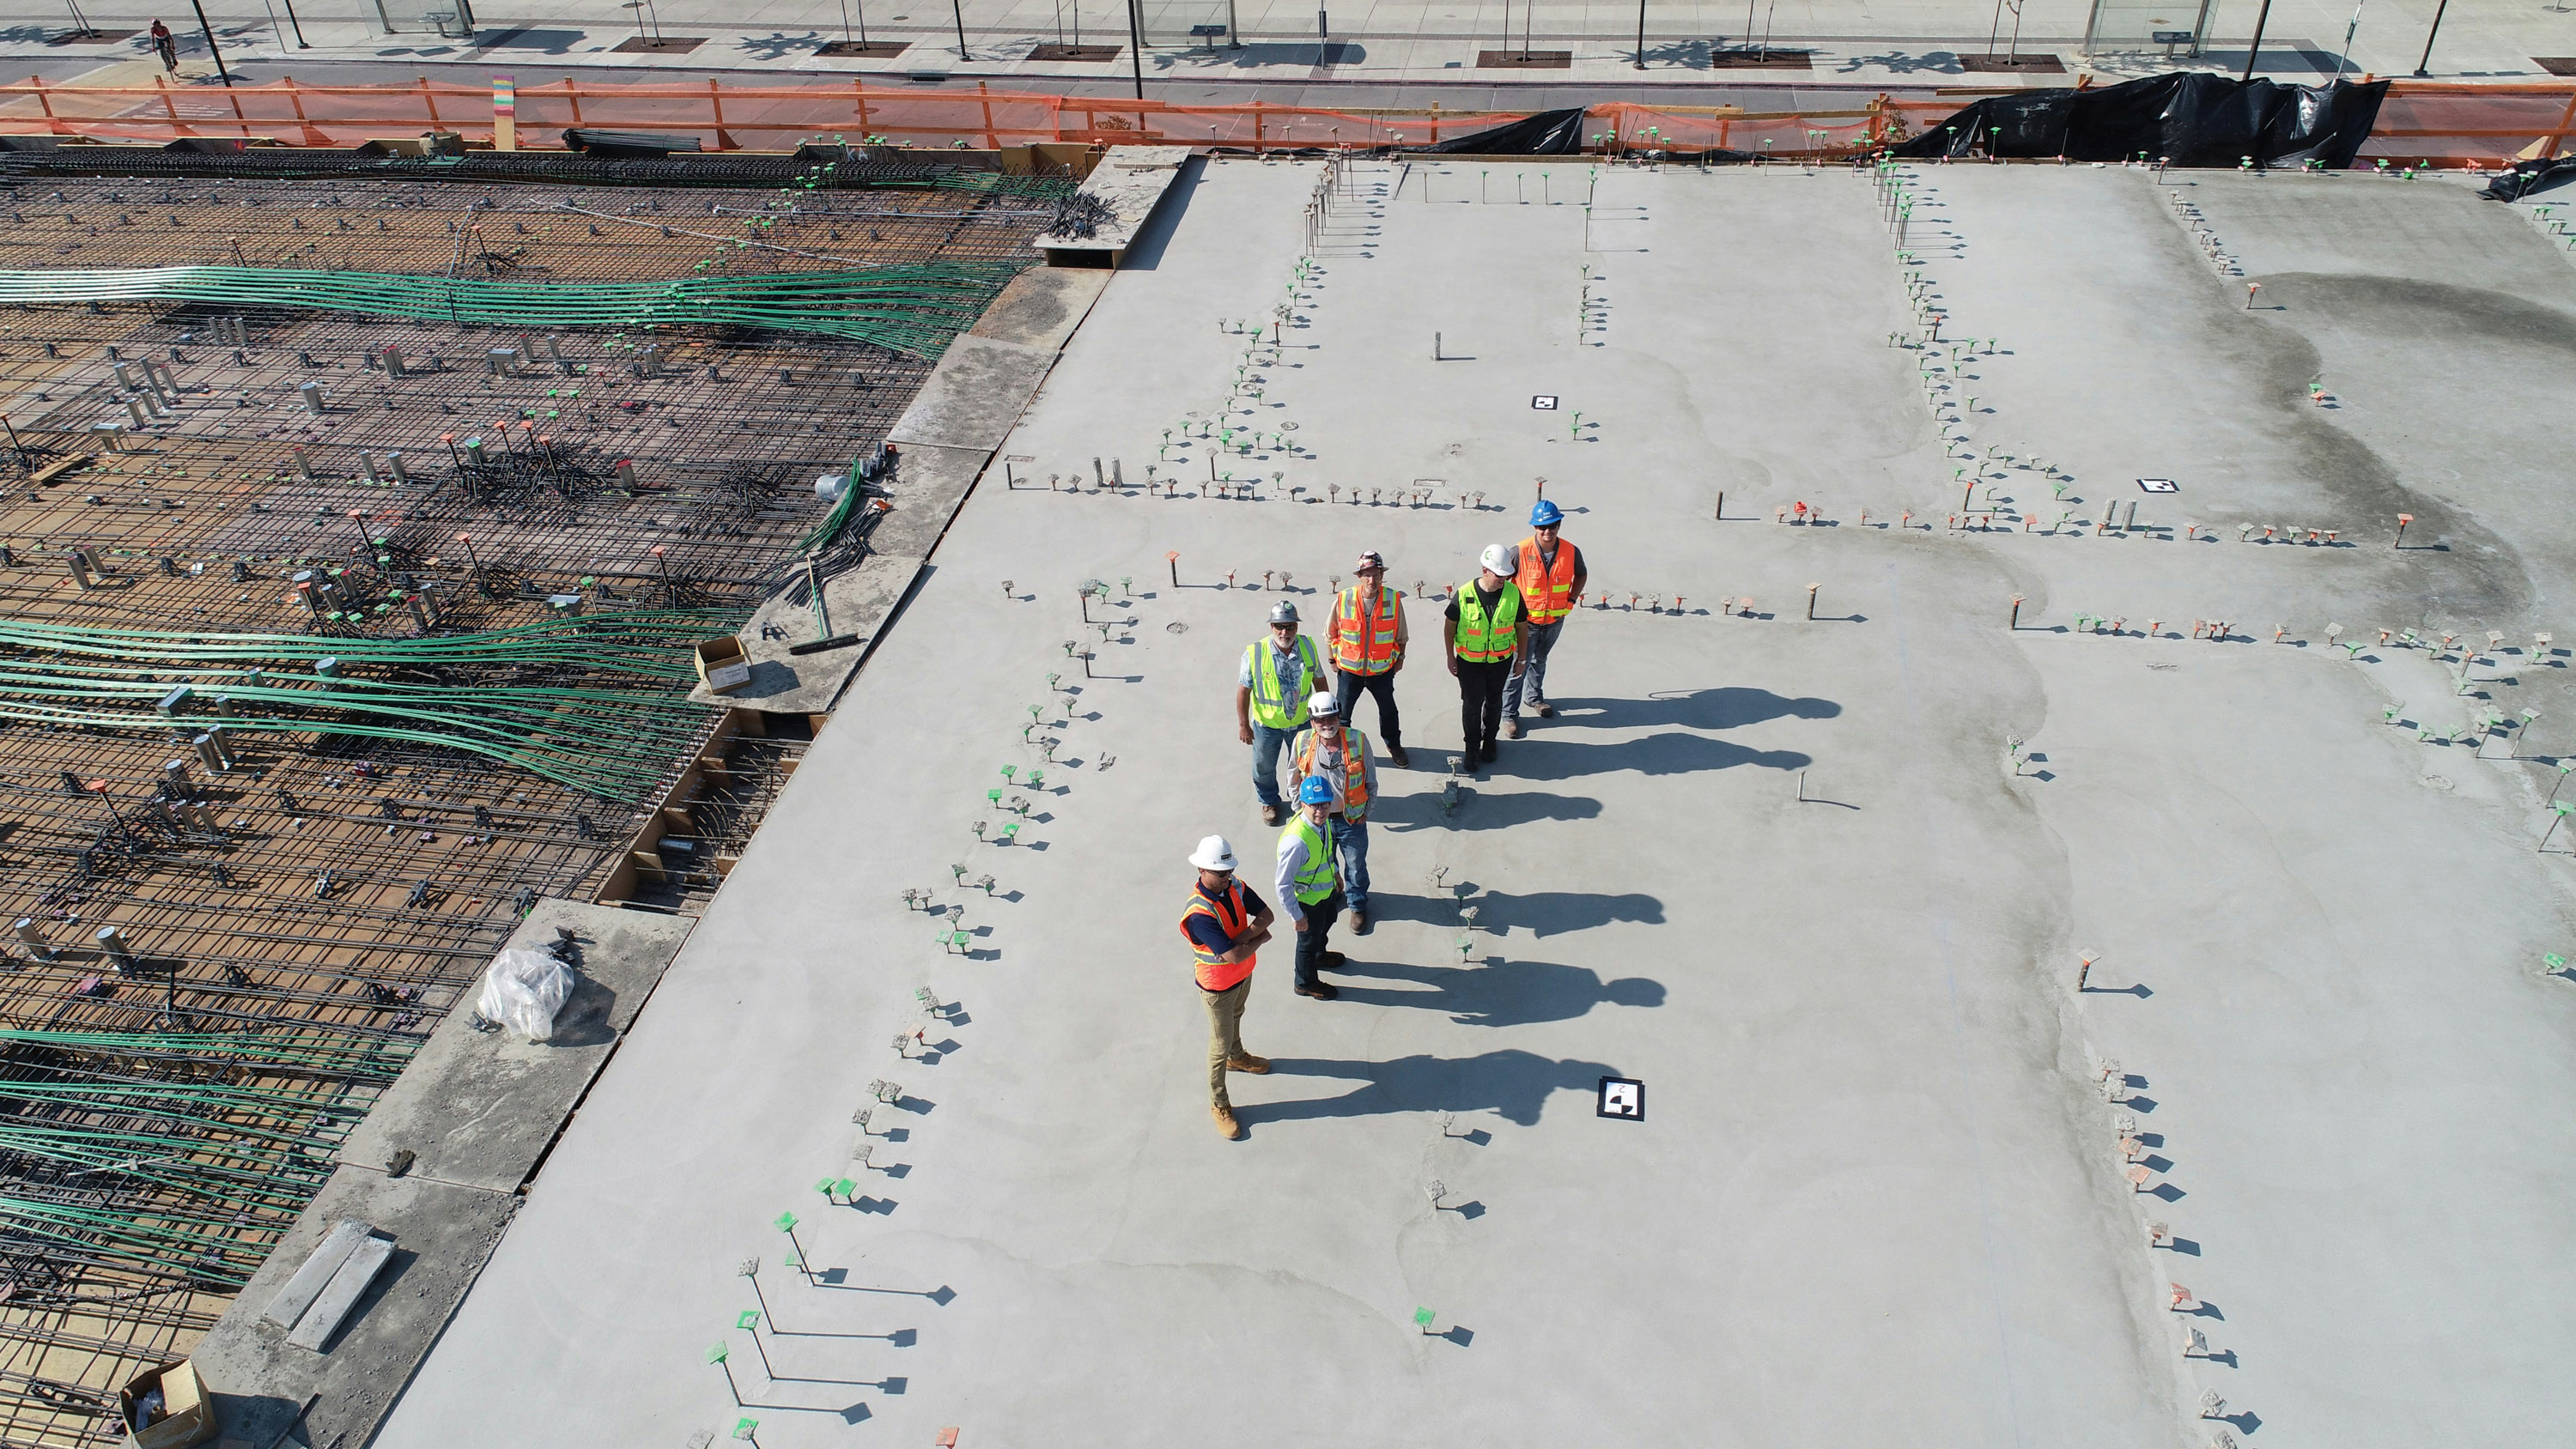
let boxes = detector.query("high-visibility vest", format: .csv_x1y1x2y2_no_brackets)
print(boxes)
1180,879,1258,992
1514,535,1581,623
1291,724,1372,821
1329,585,1403,674
1242,634,1324,731
1452,583,1523,662
1279,814,1336,905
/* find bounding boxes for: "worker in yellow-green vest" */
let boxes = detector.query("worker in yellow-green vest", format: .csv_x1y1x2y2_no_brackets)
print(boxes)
1236,598,1326,827
1180,834,1275,1141
1274,775,1346,1001
1288,690,1377,934
1445,543,1529,768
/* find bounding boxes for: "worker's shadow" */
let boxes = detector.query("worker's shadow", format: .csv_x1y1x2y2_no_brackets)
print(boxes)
1369,788,1601,832
1367,889,1662,938
1333,957,1663,1028
1544,688,1841,731
1241,1050,1621,1127
1508,731,1810,780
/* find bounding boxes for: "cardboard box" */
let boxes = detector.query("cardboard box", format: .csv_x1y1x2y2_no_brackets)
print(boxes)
694,636,751,694
117,1360,214,1449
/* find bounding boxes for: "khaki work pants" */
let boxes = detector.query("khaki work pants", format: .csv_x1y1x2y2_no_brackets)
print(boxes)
1204,977,1251,1109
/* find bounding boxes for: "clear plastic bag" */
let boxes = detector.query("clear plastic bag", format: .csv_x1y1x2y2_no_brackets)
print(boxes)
474,947,574,1041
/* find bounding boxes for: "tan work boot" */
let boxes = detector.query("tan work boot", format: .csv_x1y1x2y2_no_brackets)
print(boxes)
1227,1054,1272,1074
1212,1104,1244,1139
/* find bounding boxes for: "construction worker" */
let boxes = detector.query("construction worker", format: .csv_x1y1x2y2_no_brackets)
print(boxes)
1274,775,1344,1000
1502,499,1586,737
1327,550,1411,768
1446,545,1528,767
1181,834,1275,1141
1288,691,1376,934
1236,599,1326,826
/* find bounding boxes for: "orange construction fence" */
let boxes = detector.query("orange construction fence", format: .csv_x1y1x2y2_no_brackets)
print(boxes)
0,76,2564,166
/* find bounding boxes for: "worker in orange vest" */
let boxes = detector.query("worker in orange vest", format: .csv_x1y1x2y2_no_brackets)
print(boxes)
1327,549,1411,769
1180,834,1275,1141
1288,690,1377,934
1503,499,1586,738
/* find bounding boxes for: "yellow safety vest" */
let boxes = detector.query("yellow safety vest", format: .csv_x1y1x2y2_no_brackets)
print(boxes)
1279,815,1335,905
1453,583,1523,663
1242,635,1324,731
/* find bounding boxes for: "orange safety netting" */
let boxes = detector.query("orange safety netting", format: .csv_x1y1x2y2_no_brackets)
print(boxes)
0,76,2561,165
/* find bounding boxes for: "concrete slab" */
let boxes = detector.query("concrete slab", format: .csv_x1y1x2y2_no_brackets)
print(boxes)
335,900,694,1193
192,1166,516,1449
690,441,997,711
1036,144,1194,264
373,157,2576,1449
884,333,1058,453
967,265,1113,351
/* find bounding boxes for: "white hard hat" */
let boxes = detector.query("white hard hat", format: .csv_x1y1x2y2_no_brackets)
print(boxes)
1188,834,1238,871
1307,690,1341,718
1479,543,1516,575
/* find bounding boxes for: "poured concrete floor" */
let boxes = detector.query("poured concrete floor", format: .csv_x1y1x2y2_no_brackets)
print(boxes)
375,156,2576,1449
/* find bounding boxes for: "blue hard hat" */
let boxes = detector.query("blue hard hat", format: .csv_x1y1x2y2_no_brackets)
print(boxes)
1298,775,1335,805
1529,500,1564,527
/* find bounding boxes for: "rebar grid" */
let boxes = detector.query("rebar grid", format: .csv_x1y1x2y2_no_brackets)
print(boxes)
0,163,1041,1446
0,176,1061,281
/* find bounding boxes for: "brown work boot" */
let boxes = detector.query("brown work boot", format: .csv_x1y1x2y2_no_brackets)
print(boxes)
1226,1054,1272,1074
1389,744,1412,768
1260,803,1283,827
1534,702,1556,718
1503,718,1524,739
1348,910,1370,934
1212,1105,1244,1139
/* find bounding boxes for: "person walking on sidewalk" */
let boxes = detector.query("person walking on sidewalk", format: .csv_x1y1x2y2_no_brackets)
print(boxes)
1236,599,1326,827
1503,500,1585,738
1446,544,1528,767
1328,549,1411,768
1275,775,1345,1001
1180,835,1275,1141
149,20,179,70
1288,691,1377,935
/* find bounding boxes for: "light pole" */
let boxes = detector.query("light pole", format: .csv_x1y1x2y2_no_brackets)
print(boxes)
2239,0,2273,79
1127,0,1144,99
1634,0,1645,68
2411,0,2448,76
951,0,969,59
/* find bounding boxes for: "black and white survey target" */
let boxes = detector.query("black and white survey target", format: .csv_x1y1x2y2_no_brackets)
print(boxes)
1596,1076,1644,1121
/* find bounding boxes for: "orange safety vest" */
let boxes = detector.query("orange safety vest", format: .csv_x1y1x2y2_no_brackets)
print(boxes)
1329,585,1403,674
1180,879,1258,992
1514,536,1581,622
1291,724,1372,820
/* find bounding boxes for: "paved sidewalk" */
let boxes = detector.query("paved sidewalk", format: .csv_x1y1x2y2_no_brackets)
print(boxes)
0,0,2568,94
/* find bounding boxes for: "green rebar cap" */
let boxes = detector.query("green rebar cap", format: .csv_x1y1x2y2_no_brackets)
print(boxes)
706,1343,729,1363
736,1310,759,1330
1413,1307,1435,1326
773,1211,797,1232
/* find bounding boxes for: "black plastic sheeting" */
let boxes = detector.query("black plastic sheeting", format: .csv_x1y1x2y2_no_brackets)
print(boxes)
562,127,704,157
1893,73,2388,169
2482,154,2576,203
1412,106,1588,155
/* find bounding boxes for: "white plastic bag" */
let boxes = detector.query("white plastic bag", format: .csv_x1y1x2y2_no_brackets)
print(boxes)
475,948,574,1041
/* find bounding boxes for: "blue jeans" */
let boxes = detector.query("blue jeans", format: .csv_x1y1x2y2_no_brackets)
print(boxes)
1250,723,1293,809
1330,815,1370,914
1503,619,1564,720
